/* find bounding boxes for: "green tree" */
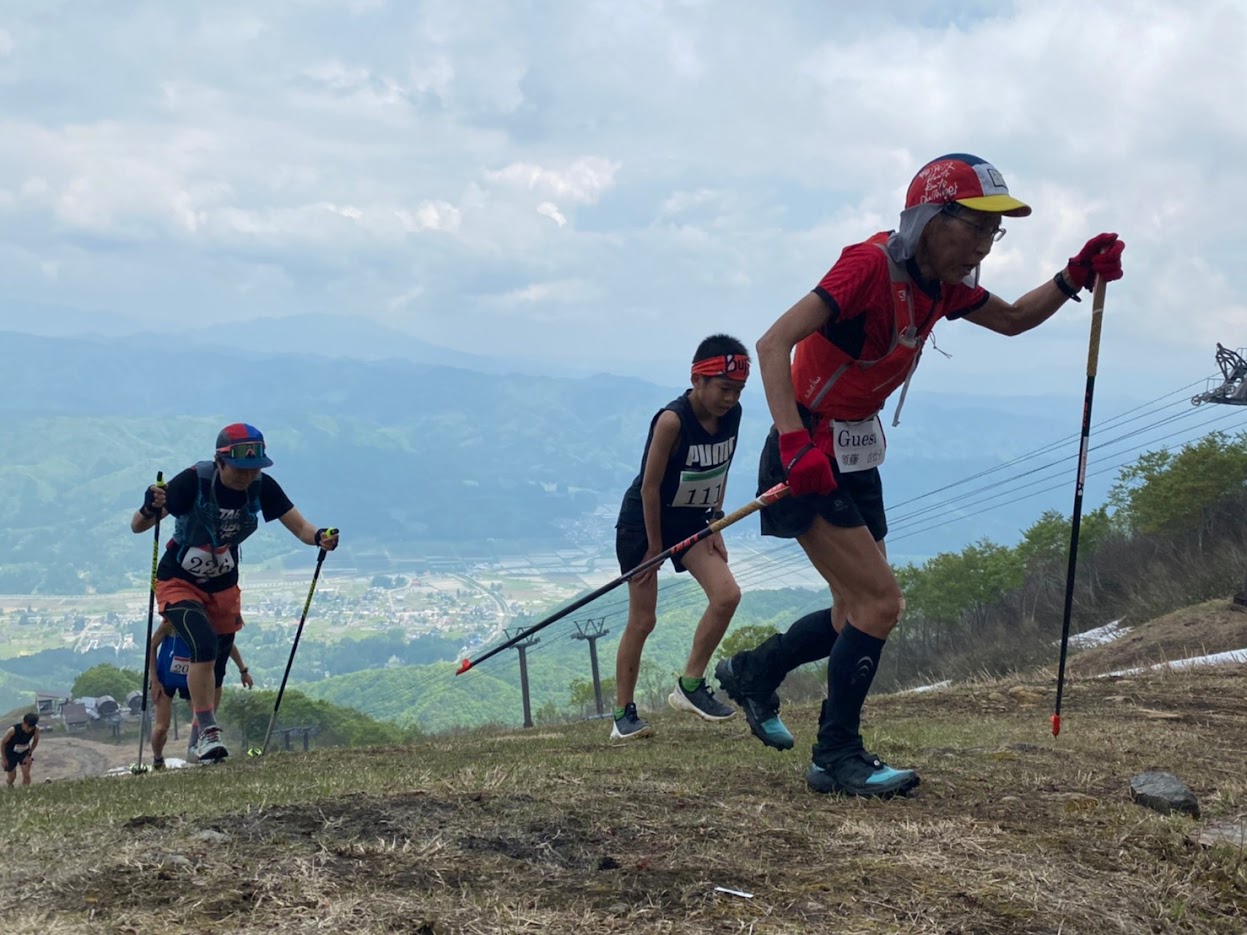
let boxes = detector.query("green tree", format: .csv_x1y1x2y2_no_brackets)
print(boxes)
1109,431,1247,536
568,676,615,713
71,663,141,700
717,624,779,661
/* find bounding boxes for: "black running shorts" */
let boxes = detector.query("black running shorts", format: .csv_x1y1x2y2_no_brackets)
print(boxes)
615,513,711,576
757,426,888,542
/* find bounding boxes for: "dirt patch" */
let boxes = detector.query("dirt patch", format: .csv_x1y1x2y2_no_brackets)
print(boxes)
1069,598,1247,675
20,734,140,782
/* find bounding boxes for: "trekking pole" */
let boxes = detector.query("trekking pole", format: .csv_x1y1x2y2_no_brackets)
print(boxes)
131,471,164,775
259,530,336,756
457,483,790,675
1052,277,1109,737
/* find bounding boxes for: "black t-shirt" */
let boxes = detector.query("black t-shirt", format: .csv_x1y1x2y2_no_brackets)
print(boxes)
156,467,294,593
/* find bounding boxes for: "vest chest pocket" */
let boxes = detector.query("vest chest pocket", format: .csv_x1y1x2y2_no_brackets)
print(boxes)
831,415,886,472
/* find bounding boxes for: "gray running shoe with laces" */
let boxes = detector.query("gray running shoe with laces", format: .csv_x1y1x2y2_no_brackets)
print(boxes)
609,702,654,740
667,678,735,721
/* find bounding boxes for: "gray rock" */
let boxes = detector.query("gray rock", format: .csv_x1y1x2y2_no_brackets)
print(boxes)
1129,771,1200,818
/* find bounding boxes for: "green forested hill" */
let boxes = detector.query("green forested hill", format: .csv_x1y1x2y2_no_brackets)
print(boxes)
302,587,826,731
0,330,1087,593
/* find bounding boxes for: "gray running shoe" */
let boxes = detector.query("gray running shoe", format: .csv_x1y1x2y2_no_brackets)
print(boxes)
609,702,654,740
195,726,229,762
714,657,794,750
667,679,735,721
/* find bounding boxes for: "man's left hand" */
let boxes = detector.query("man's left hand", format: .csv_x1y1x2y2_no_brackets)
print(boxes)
241,670,254,689
1067,233,1125,291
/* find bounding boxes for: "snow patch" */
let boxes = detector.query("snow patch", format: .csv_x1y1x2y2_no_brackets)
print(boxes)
1103,648,1247,678
1068,618,1131,649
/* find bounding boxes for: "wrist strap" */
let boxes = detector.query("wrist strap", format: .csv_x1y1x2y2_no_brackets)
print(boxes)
139,505,157,519
783,443,816,476
1053,271,1082,303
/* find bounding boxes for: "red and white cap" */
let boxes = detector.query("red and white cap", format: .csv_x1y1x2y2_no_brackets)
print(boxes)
906,153,1032,217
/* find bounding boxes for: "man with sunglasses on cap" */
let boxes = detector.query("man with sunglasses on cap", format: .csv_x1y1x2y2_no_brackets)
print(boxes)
714,154,1124,797
131,423,338,763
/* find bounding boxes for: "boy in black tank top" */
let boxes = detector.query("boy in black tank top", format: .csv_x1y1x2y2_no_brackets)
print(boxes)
611,335,750,740
3,713,40,787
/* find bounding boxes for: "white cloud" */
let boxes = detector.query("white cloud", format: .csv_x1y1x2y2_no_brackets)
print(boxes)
485,156,621,205
536,202,567,227
0,0,1239,397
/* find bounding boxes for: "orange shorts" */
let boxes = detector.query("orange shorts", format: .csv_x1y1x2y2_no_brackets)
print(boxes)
156,579,245,636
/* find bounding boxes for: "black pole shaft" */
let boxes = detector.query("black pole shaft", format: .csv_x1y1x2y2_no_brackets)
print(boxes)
262,547,328,754
135,471,164,770
1053,278,1108,736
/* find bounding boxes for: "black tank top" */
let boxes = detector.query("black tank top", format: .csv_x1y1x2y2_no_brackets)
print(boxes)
617,391,741,528
4,723,35,755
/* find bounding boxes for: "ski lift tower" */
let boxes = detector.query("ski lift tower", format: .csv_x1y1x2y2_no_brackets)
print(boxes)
1192,343,1247,611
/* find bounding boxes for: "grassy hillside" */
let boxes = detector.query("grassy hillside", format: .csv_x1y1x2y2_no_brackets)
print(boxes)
1068,599,1247,676
1,599,1244,934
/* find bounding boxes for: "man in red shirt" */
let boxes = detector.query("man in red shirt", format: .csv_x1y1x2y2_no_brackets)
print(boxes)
715,153,1124,797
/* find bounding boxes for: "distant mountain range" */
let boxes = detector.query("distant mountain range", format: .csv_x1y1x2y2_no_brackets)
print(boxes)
0,322,1143,593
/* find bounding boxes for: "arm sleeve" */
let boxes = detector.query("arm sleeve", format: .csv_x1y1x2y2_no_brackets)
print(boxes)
259,475,295,522
811,244,890,325
161,468,199,517
945,285,991,321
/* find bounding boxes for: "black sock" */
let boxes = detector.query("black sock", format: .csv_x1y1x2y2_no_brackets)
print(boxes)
739,607,836,694
814,622,885,762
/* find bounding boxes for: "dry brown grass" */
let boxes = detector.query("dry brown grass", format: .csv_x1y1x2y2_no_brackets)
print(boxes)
2,618,1245,933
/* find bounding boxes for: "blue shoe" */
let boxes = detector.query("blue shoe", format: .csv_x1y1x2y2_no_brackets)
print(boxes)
807,750,919,798
714,657,794,750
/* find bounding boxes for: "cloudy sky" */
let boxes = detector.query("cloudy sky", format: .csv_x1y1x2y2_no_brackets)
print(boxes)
0,0,1243,399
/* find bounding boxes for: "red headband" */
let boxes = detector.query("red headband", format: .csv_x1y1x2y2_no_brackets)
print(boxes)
691,353,749,382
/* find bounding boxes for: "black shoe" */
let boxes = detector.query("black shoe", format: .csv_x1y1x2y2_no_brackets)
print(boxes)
714,657,794,750
806,750,919,798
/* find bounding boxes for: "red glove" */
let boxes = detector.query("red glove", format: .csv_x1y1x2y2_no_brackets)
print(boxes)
778,430,837,497
1066,233,1125,291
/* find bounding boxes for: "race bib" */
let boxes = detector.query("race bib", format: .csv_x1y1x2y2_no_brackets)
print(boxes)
12,743,29,753
832,416,886,472
170,656,192,677
672,463,728,509
180,545,236,579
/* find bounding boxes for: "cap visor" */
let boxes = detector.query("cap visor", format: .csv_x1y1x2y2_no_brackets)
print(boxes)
223,456,273,469
956,194,1032,217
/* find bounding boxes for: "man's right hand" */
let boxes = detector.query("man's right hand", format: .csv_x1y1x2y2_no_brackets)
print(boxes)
778,430,837,497
140,484,166,518
149,681,165,703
